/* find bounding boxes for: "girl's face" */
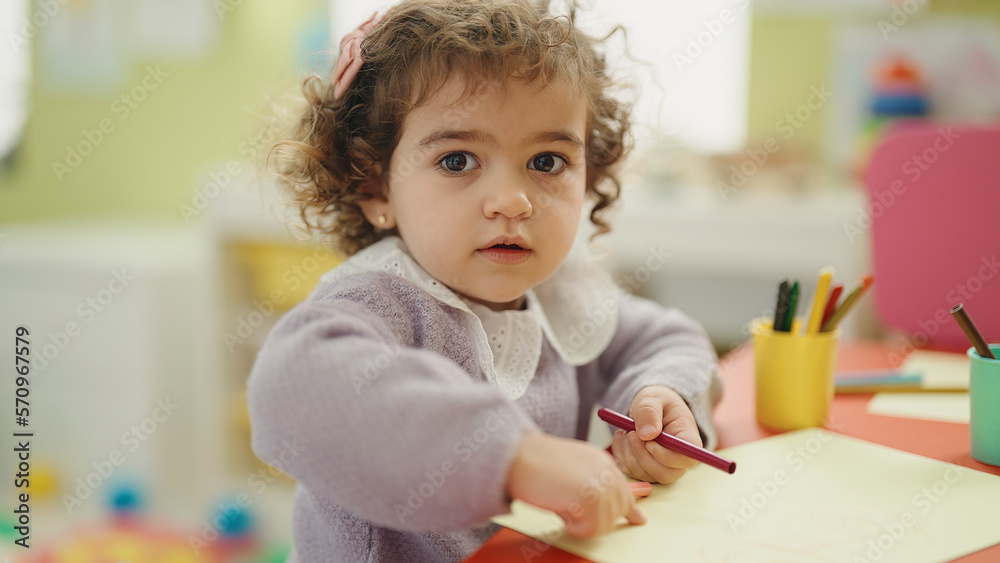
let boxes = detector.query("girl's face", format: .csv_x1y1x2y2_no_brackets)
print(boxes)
381,77,589,311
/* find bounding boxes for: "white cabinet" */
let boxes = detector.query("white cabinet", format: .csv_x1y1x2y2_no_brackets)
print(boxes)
0,222,223,518
596,185,873,351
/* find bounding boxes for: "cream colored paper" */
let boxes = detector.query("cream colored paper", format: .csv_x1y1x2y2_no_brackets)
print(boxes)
902,350,970,390
493,429,1000,563
868,392,971,423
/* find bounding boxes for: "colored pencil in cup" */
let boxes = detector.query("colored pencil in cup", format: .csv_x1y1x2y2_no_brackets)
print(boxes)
821,283,844,329
784,281,800,333
806,267,834,334
951,303,996,360
821,274,874,332
773,280,791,332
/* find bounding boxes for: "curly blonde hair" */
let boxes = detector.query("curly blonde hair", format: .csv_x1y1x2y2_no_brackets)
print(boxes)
270,0,632,256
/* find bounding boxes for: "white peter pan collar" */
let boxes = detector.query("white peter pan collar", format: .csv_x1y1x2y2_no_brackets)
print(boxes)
319,236,619,399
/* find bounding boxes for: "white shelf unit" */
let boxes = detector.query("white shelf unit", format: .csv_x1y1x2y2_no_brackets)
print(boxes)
0,221,224,521
595,184,873,351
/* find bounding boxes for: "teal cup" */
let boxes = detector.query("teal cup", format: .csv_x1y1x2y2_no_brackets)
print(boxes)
970,345,1000,466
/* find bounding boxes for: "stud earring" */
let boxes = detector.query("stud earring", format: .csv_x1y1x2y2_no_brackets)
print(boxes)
377,214,387,226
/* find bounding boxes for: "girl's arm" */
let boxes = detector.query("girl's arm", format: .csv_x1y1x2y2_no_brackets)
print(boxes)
247,284,539,532
597,291,722,449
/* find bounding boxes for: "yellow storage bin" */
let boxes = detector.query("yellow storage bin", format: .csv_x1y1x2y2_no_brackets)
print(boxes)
233,242,343,310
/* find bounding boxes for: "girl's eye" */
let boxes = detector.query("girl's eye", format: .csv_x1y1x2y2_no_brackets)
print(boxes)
528,153,566,174
439,152,478,173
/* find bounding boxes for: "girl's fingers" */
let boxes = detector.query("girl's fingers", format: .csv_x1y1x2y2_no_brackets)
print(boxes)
564,516,594,538
610,429,626,472
644,441,699,470
624,498,647,525
628,481,653,498
561,483,648,538
611,430,642,478
630,396,665,440
629,431,688,484
663,405,704,447
651,416,702,469
620,432,656,482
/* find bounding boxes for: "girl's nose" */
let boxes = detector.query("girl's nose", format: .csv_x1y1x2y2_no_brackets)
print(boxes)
483,172,533,220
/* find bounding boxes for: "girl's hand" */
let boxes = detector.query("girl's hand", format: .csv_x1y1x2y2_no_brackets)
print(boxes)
610,385,702,484
507,432,646,538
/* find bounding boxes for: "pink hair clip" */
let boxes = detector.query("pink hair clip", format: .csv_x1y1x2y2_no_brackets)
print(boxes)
330,10,388,100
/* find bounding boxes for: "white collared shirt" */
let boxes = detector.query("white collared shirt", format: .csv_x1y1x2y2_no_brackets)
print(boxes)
320,236,619,399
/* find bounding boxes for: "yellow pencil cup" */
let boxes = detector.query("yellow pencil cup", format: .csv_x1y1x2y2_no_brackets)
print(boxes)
751,317,840,431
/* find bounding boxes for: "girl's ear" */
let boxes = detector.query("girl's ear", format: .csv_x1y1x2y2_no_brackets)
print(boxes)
356,166,396,229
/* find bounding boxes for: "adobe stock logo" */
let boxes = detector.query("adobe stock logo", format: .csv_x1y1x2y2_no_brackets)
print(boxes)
7,0,70,53
52,66,169,181
843,126,960,243
394,408,513,524
672,0,749,72
851,465,966,563
877,0,929,40
717,84,833,201
727,428,835,533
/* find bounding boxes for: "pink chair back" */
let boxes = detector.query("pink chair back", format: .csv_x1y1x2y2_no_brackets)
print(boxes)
865,122,1000,350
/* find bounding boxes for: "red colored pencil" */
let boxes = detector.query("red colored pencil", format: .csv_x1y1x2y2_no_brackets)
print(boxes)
821,274,875,332
598,408,736,474
820,284,844,328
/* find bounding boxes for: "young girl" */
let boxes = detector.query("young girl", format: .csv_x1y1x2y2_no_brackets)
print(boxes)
248,1,722,561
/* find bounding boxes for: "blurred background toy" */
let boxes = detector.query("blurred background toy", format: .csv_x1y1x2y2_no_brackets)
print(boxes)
853,55,930,178
10,484,287,563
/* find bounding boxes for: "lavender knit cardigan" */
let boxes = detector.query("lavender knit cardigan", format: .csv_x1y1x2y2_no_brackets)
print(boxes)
248,271,721,562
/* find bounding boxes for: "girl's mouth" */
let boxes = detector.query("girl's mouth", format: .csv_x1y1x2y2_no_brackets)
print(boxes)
477,244,531,264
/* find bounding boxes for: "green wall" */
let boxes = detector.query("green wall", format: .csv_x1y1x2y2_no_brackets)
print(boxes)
4,0,998,223
0,0,322,223
747,15,830,154
747,0,1000,159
